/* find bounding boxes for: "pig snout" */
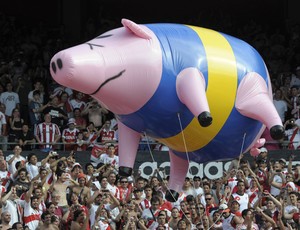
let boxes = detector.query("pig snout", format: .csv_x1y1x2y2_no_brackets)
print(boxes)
50,48,106,95
50,52,80,92
50,51,76,84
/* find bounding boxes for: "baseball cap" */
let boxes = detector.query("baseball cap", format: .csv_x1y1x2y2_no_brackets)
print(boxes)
77,173,86,180
92,181,101,190
286,182,297,191
279,158,287,164
218,203,230,213
72,162,82,170
259,147,268,153
67,118,76,125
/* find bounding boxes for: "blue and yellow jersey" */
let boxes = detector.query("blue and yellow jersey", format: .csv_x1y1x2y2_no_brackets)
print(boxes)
118,23,269,163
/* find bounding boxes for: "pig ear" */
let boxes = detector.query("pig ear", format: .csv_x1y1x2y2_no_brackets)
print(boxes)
121,18,152,39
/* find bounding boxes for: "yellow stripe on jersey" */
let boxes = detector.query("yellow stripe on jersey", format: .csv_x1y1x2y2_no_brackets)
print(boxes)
158,26,238,152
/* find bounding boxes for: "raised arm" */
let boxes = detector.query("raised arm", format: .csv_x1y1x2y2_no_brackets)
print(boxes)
25,180,38,203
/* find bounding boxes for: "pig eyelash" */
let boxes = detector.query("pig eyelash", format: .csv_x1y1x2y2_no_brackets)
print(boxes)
96,34,112,39
86,34,113,50
90,69,126,95
86,43,104,50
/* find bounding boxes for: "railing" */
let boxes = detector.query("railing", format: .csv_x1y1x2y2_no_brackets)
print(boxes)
0,141,160,151
0,140,296,151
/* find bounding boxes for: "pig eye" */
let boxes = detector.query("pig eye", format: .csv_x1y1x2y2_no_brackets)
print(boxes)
86,34,112,50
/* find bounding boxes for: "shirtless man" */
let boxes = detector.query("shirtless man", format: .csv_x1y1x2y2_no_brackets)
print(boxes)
36,210,59,230
50,170,77,213
70,208,90,230
71,173,90,206
81,99,108,129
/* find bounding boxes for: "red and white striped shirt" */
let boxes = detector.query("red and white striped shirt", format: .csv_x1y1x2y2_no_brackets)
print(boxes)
62,128,79,151
62,128,79,142
99,129,117,143
35,122,61,149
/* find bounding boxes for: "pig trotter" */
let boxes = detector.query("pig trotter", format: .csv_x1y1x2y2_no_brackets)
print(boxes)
119,166,133,177
270,125,285,140
198,111,212,127
165,189,180,202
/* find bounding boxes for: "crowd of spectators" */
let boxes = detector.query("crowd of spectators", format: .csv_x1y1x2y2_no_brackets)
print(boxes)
1,6,300,230
1,138,300,229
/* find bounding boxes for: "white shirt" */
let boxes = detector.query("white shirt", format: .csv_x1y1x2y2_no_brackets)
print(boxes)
0,111,6,135
222,213,236,230
23,200,40,230
142,207,160,223
100,154,119,168
69,99,86,110
273,99,287,122
290,75,300,88
26,162,41,180
270,174,283,196
193,186,204,198
0,91,20,116
0,170,13,190
2,199,22,225
232,192,249,212
285,127,300,149
89,204,99,227
28,90,44,104
6,154,26,175
107,183,120,199
285,204,299,214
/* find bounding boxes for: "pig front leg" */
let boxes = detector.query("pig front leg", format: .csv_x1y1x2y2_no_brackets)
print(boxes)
176,68,212,127
165,151,189,202
236,72,284,140
117,121,141,177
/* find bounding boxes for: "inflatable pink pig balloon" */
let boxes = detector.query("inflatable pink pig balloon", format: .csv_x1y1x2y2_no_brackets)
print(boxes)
50,19,284,201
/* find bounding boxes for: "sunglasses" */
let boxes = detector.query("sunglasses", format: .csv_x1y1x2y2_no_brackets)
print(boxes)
121,181,128,183
205,198,212,201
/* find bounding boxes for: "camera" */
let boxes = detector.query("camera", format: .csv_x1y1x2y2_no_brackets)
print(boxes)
263,192,268,197
289,119,295,124
50,151,58,156
93,173,99,177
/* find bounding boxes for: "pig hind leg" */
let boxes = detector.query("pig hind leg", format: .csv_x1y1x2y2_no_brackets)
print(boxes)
165,150,189,202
